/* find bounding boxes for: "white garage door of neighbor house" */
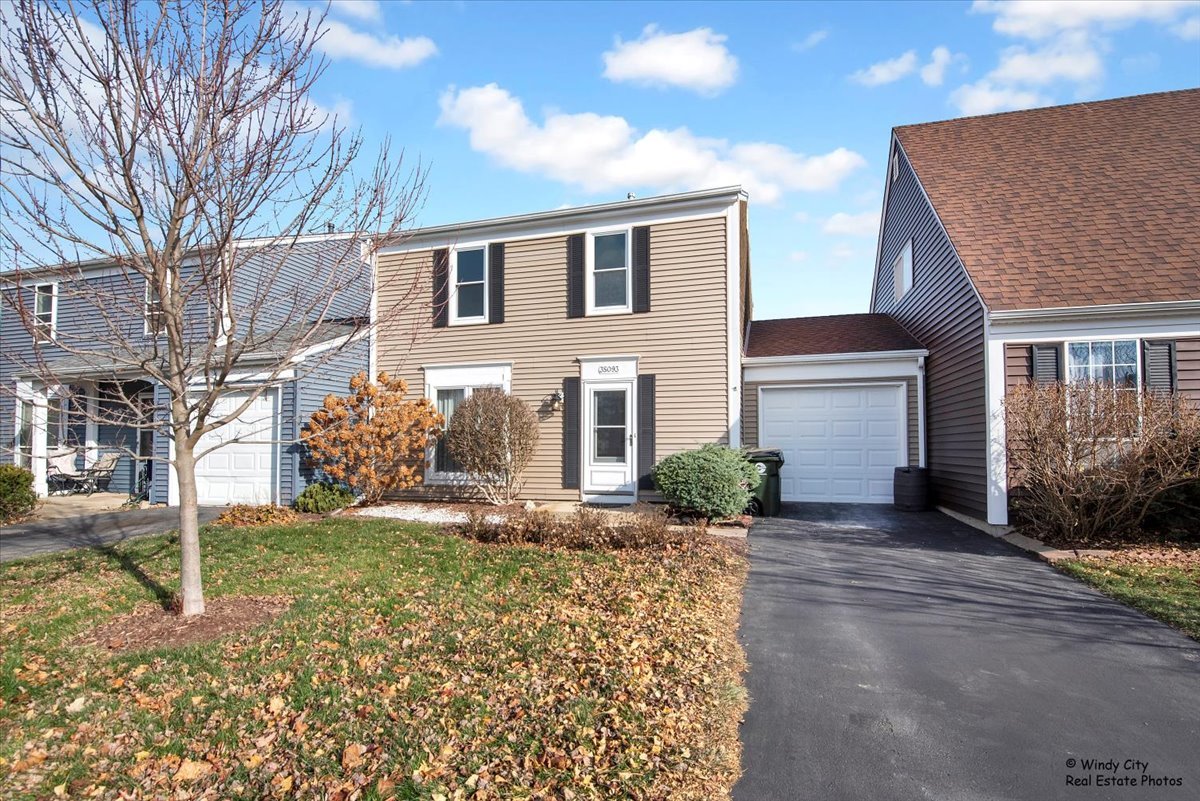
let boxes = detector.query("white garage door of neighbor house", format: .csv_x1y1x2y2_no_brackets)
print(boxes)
194,389,277,506
760,384,906,504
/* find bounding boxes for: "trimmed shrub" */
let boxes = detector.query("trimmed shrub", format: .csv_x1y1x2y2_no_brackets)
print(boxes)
445,388,539,505
652,444,759,520
215,504,299,527
293,481,356,514
0,464,37,524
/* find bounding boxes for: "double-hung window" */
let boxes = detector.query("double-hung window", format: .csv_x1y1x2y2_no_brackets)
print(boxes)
450,246,487,325
424,362,512,481
1067,339,1139,392
587,230,631,314
33,284,56,342
893,240,913,301
145,282,166,335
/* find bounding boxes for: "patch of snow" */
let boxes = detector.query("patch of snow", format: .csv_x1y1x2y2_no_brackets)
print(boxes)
356,504,505,525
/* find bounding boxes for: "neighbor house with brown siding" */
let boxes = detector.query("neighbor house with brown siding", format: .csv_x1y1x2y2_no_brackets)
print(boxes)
373,187,748,504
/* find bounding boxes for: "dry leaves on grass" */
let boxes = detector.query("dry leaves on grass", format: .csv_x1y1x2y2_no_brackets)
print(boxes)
1,527,748,801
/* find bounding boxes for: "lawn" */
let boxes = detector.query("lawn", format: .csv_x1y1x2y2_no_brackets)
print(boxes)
1,517,748,800
1059,550,1200,640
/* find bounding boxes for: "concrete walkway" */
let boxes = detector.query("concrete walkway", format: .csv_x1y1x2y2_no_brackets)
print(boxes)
0,507,221,563
735,503,1200,801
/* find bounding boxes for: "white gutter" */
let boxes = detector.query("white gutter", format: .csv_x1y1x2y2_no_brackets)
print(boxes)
742,348,929,366
988,299,1200,324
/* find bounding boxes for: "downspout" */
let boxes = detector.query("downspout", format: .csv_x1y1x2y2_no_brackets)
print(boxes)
917,355,927,468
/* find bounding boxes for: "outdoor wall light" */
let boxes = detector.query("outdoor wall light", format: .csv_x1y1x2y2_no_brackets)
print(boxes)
549,390,564,412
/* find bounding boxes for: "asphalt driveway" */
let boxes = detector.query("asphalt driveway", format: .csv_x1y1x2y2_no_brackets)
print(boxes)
0,507,221,563
735,503,1200,801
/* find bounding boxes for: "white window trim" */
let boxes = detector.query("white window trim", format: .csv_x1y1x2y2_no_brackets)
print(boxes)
422,362,513,483
893,239,913,301
585,227,633,316
144,280,166,337
449,244,489,326
1064,337,1141,390
32,283,57,342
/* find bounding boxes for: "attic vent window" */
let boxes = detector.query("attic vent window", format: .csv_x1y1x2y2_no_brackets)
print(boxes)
891,151,900,184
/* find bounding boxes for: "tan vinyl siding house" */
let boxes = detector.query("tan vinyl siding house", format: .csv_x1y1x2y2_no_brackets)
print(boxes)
373,188,745,503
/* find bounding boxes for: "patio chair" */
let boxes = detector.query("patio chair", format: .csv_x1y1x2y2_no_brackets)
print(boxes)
78,452,122,496
46,448,86,495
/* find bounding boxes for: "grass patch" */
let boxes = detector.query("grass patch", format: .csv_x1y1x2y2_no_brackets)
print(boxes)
0,517,747,799
1059,554,1200,640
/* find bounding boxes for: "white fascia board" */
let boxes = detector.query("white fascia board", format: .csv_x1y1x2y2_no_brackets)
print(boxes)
378,187,746,254
742,348,928,366
422,361,512,389
988,299,1200,326
744,355,925,384
987,313,1200,342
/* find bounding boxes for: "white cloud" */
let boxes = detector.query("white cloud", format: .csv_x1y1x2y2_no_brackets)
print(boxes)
327,0,383,23
789,250,809,263
1174,15,1200,39
823,210,881,238
315,16,436,69
950,80,1053,115
920,46,958,86
437,84,866,204
794,29,829,51
972,0,1198,39
850,50,918,86
602,25,738,95
989,31,1103,86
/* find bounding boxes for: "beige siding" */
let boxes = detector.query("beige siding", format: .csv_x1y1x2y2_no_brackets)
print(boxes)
375,216,730,500
743,377,920,467
1177,338,1200,406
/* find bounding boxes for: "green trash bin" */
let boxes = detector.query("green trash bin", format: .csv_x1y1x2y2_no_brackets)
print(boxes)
745,448,784,517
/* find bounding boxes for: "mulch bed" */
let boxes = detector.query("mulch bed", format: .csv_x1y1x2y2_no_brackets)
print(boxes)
1081,546,1200,570
77,595,292,653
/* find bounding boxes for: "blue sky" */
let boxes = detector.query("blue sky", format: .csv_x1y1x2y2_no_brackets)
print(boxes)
308,0,1198,319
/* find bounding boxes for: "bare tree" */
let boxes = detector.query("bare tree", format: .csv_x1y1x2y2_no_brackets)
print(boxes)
0,0,426,615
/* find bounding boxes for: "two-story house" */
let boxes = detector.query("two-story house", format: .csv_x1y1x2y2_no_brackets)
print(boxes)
1,234,370,507
374,187,750,504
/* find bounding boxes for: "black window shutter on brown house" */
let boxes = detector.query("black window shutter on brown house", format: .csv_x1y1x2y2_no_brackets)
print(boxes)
562,377,581,489
1031,344,1061,384
488,242,505,324
432,248,449,329
632,226,651,313
1143,340,1177,391
637,374,656,490
566,234,585,318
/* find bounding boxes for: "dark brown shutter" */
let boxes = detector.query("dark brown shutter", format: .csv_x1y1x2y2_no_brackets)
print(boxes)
637,374,656,490
566,234,585,319
432,248,449,329
632,226,651,313
1031,344,1061,385
1143,340,1176,392
562,377,581,489
488,242,505,324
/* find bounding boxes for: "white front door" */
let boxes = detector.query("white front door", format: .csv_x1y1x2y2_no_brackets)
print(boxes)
583,381,636,498
193,389,278,506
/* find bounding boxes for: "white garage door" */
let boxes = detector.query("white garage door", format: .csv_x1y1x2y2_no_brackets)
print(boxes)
194,389,278,506
760,384,906,504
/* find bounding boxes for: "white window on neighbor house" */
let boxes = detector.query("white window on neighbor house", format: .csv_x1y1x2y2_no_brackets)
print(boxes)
33,283,56,342
145,281,166,335
423,362,512,481
891,150,900,184
587,229,631,315
1067,339,1139,391
450,246,487,325
893,239,913,301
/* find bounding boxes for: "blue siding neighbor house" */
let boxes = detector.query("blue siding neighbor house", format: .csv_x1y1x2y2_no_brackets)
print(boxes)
1,234,370,507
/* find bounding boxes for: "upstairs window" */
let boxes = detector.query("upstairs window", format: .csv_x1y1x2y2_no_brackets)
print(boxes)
145,282,166,335
450,246,487,324
588,230,630,314
893,240,913,301
33,284,56,342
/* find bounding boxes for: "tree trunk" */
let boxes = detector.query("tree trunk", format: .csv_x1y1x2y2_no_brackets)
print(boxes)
174,435,206,616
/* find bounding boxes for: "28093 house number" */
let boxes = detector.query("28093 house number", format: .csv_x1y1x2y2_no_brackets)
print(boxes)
597,365,621,374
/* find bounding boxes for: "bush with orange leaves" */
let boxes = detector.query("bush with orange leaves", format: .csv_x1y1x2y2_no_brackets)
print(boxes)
304,372,444,504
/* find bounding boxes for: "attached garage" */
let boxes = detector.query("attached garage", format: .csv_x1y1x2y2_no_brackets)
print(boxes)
743,315,927,506
759,384,907,503
193,389,279,506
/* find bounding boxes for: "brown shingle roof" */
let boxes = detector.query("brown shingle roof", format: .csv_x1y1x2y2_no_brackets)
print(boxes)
895,89,1200,311
746,314,924,358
